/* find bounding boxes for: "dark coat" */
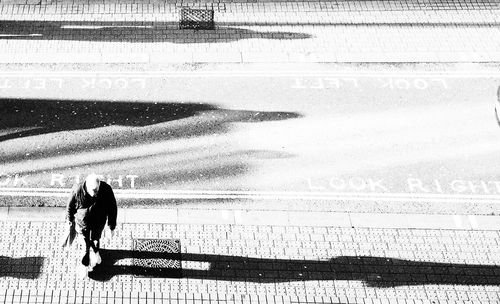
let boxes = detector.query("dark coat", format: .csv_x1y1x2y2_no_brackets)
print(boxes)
66,181,117,240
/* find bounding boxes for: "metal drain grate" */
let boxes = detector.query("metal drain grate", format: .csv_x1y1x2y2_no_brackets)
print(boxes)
179,8,215,30
133,239,181,277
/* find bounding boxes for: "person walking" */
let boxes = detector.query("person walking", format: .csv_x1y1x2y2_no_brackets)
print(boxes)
66,174,117,270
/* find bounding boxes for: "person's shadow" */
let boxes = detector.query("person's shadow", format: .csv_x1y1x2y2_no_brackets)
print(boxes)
89,249,500,287
0,256,45,279
0,20,312,43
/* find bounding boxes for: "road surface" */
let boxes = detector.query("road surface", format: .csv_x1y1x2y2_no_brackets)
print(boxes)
1,64,500,209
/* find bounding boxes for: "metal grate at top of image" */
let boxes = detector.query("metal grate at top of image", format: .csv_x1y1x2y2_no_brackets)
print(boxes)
133,238,181,277
179,8,215,30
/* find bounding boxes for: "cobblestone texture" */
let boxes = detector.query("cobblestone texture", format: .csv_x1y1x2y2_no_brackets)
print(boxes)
0,220,499,303
0,0,499,62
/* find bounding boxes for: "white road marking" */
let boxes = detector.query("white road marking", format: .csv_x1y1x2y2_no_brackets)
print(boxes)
2,188,500,203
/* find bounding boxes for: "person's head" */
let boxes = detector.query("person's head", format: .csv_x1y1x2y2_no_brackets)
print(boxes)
85,174,101,197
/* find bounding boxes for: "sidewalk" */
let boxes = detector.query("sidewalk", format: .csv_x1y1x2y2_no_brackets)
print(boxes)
0,0,499,63
1,207,499,303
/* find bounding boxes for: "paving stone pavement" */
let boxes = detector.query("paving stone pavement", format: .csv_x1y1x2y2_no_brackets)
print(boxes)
0,0,499,63
1,215,500,304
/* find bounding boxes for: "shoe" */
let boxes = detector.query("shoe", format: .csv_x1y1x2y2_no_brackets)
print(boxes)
81,252,90,266
94,251,102,265
77,264,88,278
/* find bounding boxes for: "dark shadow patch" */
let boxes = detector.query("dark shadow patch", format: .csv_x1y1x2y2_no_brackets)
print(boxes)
88,252,500,287
1,99,303,164
145,162,249,185
0,99,303,141
1,99,303,193
88,249,182,281
228,110,302,123
0,256,45,279
132,238,181,278
0,99,218,142
0,20,312,43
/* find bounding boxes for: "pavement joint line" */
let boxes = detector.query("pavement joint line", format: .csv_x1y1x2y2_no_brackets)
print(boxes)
2,188,500,203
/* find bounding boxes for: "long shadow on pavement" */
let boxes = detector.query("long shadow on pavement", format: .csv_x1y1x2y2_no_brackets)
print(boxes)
0,256,45,279
0,20,312,43
89,250,500,287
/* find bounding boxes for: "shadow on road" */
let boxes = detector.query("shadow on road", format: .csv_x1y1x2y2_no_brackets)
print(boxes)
1,98,301,149
0,99,218,142
1,98,302,186
0,256,45,279
0,20,312,43
89,249,500,287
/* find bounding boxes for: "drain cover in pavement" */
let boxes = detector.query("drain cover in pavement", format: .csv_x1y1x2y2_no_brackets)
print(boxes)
179,8,215,30
133,239,181,277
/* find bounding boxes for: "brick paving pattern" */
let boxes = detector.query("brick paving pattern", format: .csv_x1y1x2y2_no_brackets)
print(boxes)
1,220,499,303
0,0,499,63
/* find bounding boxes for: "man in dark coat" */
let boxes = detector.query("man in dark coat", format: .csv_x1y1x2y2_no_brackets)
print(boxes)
66,174,117,268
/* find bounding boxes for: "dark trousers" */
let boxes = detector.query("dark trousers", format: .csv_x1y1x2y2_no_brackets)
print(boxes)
81,229,100,254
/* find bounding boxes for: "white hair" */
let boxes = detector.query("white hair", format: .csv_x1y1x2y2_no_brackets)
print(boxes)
85,174,101,192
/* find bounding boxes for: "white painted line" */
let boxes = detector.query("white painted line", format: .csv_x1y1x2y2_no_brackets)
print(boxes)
0,70,500,78
2,188,500,203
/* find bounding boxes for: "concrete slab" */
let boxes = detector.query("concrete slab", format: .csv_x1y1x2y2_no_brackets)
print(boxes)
0,207,8,221
234,210,288,225
2,206,500,230
7,206,65,221
349,213,460,230
288,211,351,227
149,52,194,63
100,53,150,63
124,208,178,223
191,52,242,63
178,209,234,224
473,215,500,230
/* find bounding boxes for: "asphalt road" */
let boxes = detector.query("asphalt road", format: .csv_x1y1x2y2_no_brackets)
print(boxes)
1,64,500,211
